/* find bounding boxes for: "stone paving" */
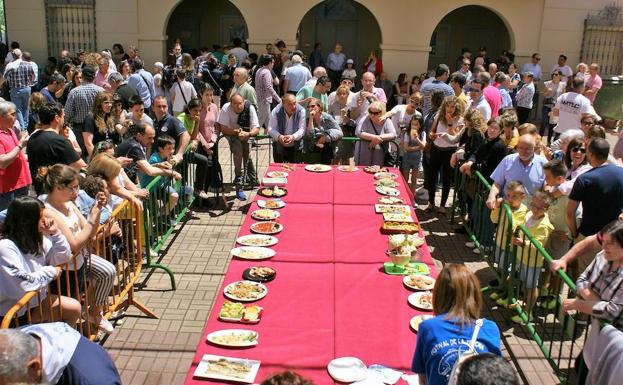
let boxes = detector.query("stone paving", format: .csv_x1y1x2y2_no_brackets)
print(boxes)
103,138,578,385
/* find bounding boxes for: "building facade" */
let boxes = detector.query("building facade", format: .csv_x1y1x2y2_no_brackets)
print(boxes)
4,0,621,80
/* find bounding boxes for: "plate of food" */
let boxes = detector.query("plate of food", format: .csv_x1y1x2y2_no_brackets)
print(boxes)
377,196,405,205
381,221,420,234
257,199,285,209
364,165,388,174
281,163,296,172
243,266,276,283
305,164,332,173
383,212,414,222
218,301,263,324
375,178,399,188
337,165,359,172
267,171,289,178
250,209,280,221
236,235,278,247
375,204,412,215
374,171,398,180
376,186,400,196
408,291,433,310
258,186,287,198
207,329,259,348
403,275,436,291
410,315,434,333
327,357,368,383
230,247,275,260
193,354,260,383
250,221,283,235
224,281,268,302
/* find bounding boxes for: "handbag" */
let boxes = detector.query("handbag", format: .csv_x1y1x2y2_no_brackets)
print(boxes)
370,119,397,167
423,115,440,156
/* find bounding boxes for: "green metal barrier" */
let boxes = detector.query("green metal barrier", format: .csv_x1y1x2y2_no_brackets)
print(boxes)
452,169,591,384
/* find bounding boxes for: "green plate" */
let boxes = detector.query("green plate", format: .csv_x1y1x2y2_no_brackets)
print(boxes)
383,262,430,275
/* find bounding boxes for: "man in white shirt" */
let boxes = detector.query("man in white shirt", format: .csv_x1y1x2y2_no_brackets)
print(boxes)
349,71,388,124
467,78,492,121
217,94,260,200
552,77,594,139
268,94,306,163
551,54,573,84
521,53,543,82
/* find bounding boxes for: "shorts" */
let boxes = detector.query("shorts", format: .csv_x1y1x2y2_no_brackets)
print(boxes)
518,261,541,289
401,152,422,172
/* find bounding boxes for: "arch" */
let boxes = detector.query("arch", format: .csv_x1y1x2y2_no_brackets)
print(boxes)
297,0,382,74
427,5,514,71
164,0,248,54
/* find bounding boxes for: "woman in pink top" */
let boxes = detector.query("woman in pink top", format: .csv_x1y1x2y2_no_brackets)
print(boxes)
193,84,223,201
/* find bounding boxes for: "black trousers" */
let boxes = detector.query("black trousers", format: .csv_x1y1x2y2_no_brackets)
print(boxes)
425,144,456,207
273,144,297,163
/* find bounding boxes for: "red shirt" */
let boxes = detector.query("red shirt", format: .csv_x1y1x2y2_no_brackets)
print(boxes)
0,128,31,193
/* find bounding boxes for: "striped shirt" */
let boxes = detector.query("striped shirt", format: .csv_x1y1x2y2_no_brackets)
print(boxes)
64,82,105,125
4,60,35,89
254,66,280,104
576,249,623,329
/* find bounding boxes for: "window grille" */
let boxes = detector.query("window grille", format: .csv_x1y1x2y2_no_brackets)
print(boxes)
45,0,96,57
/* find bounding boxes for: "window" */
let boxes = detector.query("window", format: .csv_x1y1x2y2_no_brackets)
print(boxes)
45,0,96,57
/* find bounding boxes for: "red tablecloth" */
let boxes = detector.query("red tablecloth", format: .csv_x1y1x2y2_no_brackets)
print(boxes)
184,164,435,385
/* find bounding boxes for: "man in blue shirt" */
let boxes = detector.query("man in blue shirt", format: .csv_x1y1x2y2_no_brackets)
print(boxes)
40,73,65,102
326,43,346,91
420,64,454,116
127,58,156,115
486,134,547,208
282,55,311,94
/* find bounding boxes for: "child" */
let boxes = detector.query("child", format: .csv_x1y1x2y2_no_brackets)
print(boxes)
509,190,553,323
500,112,519,150
401,115,426,207
126,95,153,126
485,181,528,293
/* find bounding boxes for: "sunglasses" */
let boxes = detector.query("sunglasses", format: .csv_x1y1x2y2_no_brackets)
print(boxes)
368,110,382,115
572,147,586,154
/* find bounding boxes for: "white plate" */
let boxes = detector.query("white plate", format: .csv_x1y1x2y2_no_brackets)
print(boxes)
267,171,289,178
193,354,260,383
337,165,359,172
376,186,401,196
224,281,268,302
250,221,283,235
250,209,280,221
230,247,275,260
410,315,434,333
374,204,412,215
403,275,436,291
305,164,332,172
374,171,398,180
257,199,285,209
328,357,368,383
383,212,414,222
408,291,433,310
206,329,259,347
236,234,279,247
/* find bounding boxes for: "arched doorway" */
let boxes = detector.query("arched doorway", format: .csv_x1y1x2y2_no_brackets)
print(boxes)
427,5,512,71
297,0,382,74
166,0,248,54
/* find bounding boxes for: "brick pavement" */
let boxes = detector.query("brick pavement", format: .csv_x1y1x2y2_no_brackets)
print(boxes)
103,139,569,385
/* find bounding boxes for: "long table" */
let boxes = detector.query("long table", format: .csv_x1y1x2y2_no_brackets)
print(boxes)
183,164,437,385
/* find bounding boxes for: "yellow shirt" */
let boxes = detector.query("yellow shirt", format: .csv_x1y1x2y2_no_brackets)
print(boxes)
515,212,554,266
504,131,519,150
490,203,528,250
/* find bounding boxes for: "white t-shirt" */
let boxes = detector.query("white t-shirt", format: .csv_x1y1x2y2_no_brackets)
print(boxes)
554,92,592,133
389,105,422,131
171,80,197,113
21,322,82,385
551,64,573,79
217,102,259,130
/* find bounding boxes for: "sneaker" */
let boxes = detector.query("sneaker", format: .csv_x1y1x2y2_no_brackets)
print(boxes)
465,241,476,248
169,218,178,226
236,190,247,201
511,313,533,325
88,312,114,334
496,296,509,307
198,190,209,200
540,297,559,310
490,291,503,300
472,248,481,254
233,176,243,185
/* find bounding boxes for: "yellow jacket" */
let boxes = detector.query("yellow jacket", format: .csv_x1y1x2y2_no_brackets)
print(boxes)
515,212,554,266
490,203,528,250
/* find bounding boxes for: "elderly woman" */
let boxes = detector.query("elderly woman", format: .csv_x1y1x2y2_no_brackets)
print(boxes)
412,264,502,385
355,101,397,166
425,95,464,214
305,97,343,165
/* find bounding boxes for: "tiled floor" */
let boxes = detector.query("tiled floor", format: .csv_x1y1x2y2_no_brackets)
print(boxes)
104,139,571,385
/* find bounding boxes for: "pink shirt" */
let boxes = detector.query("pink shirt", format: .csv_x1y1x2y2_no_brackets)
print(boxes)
585,74,602,105
94,69,114,91
197,103,220,151
483,85,502,118
0,128,31,193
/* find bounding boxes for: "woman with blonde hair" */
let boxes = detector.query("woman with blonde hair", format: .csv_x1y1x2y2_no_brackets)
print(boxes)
425,95,464,214
412,264,502,385
83,92,125,158
355,101,397,166
87,153,144,210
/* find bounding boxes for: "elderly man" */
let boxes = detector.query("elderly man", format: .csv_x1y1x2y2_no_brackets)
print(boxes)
0,323,121,385
232,67,257,107
486,134,547,209
0,101,30,210
296,75,331,110
151,95,190,164
305,66,328,88
349,72,388,124
94,55,114,91
268,94,306,163
3,48,35,128
283,54,311,94
217,93,260,200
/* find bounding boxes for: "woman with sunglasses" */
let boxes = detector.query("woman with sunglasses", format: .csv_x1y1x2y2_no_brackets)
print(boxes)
553,137,592,197
354,101,396,166
542,71,567,144
83,92,124,159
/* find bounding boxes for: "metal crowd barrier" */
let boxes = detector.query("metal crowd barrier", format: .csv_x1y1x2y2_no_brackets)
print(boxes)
451,168,590,384
1,200,156,340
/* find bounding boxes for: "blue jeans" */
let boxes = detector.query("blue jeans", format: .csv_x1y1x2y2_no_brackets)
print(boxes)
0,185,29,211
9,86,31,129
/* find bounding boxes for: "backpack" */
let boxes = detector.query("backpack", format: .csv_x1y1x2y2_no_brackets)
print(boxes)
447,319,484,385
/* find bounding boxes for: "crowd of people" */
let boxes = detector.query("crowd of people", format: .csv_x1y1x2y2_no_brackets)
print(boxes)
0,36,621,385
